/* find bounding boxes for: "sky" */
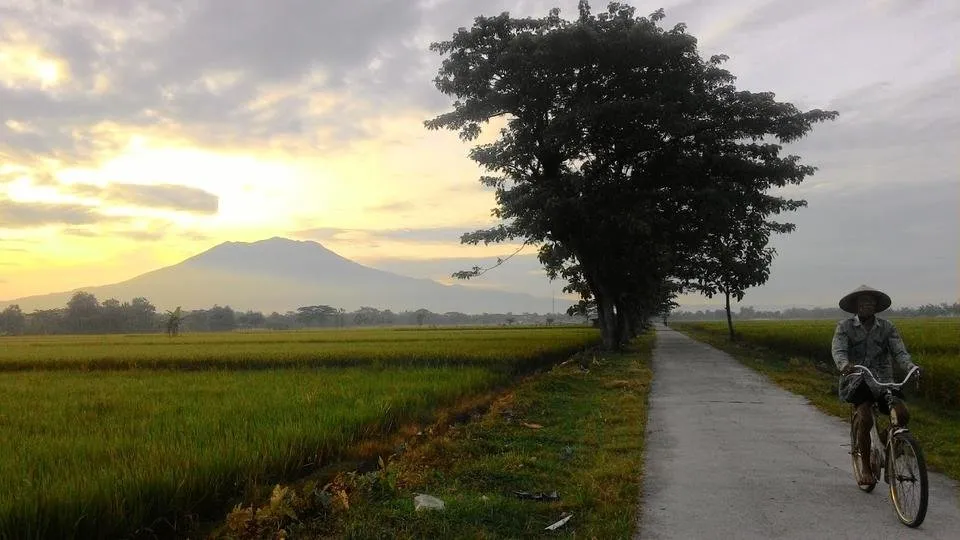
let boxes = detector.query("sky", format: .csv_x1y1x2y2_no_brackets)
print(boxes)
0,0,957,311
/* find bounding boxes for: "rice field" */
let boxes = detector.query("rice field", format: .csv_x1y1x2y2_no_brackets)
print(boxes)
0,327,598,372
672,318,959,408
0,326,599,539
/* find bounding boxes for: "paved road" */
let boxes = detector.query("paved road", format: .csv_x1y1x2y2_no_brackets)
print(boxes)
638,325,960,539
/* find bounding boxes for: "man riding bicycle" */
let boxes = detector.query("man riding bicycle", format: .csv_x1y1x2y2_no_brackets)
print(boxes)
831,285,921,487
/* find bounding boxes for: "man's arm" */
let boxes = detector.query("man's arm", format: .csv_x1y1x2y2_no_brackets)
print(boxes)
831,321,851,372
887,322,916,373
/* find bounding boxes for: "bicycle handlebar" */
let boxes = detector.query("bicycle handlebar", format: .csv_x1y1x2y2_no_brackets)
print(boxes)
851,365,920,389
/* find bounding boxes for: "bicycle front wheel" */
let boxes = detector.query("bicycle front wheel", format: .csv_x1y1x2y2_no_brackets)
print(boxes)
888,432,928,527
850,409,876,492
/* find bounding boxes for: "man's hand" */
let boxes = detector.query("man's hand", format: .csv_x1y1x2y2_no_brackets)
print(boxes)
841,364,858,376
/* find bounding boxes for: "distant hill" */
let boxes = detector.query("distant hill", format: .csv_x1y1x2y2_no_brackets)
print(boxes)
0,237,570,314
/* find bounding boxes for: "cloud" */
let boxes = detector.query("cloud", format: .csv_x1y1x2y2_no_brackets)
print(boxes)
367,201,418,213
115,229,166,241
294,226,489,245
0,0,457,163
682,176,960,309
292,227,353,243
367,253,570,300
376,227,483,243
153,1,420,84
60,222,182,242
779,73,960,201
70,183,219,214
0,170,19,186
182,232,211,242
62,227,98,237
0,0,583,165
3,0,957,163
288,225,529,264
0,200,104,228
0,120,62,155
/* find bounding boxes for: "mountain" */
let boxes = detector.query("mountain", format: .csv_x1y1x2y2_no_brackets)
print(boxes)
0,237,569,314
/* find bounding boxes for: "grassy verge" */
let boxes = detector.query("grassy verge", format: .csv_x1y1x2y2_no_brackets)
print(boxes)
215,332,655,539
665,319,959,408
671,323,960,483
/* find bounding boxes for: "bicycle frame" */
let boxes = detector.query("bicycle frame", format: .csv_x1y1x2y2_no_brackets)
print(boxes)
864,403,899,485
851,365,919,431
847,364,927,527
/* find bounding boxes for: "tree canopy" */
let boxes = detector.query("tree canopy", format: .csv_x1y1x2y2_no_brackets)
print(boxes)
428,1,837,348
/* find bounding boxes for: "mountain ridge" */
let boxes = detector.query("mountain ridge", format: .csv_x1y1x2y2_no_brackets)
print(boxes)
1,237,567,314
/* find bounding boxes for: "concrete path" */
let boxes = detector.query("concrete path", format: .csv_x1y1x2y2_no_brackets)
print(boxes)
638,325,960,539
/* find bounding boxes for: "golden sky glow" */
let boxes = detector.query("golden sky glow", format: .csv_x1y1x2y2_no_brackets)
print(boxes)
0,68,513,299
0,42,68,89
0,118,519,298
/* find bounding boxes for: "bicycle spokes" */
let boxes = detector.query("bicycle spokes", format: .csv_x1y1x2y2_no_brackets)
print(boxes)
889,435,928,528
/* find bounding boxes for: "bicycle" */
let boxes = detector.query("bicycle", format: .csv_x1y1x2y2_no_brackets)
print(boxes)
847,365,927,527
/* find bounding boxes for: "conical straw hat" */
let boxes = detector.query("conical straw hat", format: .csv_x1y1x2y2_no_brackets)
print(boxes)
838,284,891,314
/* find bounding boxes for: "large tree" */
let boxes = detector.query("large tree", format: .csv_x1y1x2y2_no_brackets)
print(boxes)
166,307,186,337
427,2,836,349
207,305,237,332
126,297,158,333
0,304,26,335
100,298,125,333
296,305,339,327
65,291,101,334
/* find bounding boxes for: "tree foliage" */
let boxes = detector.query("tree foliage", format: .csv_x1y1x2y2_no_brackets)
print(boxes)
428,1,837,348
165,307,185,337
0,304,26,335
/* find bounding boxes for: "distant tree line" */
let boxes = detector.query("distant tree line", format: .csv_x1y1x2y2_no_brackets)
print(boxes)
0,292,159,335
668,302,960,321
0,291,585,336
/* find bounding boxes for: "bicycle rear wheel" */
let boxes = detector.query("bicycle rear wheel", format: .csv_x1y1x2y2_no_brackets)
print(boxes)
888,432,928,527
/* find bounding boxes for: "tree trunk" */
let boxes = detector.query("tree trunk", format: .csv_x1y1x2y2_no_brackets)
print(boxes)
724,288,735,341
596,292,617,351
631,302,646,335
620,299,644,342
579,260,619,351
615,299,630,349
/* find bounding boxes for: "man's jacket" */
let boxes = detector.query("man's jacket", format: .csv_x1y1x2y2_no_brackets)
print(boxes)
831,316,915,401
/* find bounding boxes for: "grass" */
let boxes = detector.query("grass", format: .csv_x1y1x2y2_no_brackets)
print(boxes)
690,318,960,358
0,327,601,539
671,322,960,484
672,319,960,408
213,332,656,539
2,368,501,539
0,327,598,372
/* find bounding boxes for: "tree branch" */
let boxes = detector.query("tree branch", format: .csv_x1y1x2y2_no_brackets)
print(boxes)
452,241,532,280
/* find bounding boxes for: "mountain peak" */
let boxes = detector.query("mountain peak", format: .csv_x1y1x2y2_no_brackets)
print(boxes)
0,236,564,314
185,236,351,271
253,236,310,246
212,236,315,249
